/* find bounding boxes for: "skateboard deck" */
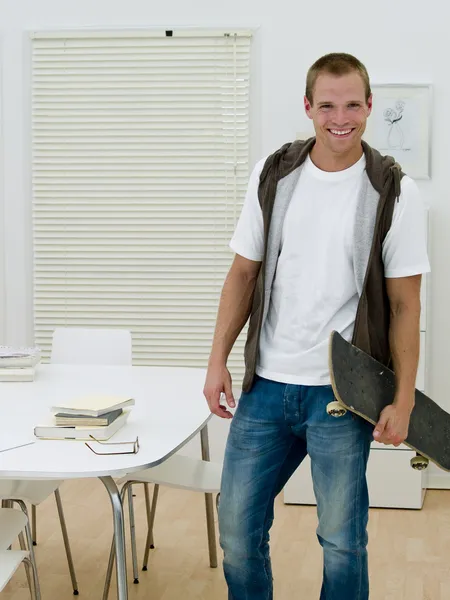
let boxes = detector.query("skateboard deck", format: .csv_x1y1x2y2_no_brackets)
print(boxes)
329,330,450,472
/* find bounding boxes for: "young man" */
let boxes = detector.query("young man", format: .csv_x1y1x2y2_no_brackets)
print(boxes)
203,53,430,599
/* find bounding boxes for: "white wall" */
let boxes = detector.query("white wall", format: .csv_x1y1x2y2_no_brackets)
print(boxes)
1,0,449,484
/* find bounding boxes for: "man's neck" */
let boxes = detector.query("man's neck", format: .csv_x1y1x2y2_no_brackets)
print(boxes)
310,142,364,173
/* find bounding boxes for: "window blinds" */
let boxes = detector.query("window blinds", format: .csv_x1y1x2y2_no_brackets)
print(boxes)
31,29,251,383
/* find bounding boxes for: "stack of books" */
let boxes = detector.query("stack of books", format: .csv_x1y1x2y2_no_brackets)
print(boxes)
34,394,135,440
0,346,41,382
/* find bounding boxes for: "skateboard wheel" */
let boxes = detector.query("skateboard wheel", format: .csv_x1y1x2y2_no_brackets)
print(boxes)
326,401,347,418
410,455,429,470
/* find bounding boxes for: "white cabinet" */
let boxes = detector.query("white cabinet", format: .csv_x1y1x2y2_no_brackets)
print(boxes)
284,448,428,509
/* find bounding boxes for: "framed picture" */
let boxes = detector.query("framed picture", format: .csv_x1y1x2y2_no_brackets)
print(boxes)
363,84,432,179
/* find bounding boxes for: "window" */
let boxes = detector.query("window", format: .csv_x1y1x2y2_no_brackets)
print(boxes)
31,29,251,383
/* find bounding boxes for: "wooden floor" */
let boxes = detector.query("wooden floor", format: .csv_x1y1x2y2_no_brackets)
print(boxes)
3,481,450,599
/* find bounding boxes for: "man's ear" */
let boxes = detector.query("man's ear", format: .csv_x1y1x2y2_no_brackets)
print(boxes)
304,95,313,119
366,94,373,117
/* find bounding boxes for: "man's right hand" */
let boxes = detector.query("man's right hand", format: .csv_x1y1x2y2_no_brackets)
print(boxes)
203,364,236,419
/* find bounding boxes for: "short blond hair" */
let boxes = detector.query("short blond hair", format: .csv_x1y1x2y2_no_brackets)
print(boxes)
306,53,371,105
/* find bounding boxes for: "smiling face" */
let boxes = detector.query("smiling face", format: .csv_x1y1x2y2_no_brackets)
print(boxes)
304,71,372,169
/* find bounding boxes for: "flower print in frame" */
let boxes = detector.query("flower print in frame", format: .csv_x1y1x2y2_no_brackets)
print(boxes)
363,84,432,179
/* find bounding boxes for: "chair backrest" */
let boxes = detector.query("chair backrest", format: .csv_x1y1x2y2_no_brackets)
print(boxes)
0,507,30,592
0,550,30,592
50,327,132,366
0,480,62,504
0,508,27,551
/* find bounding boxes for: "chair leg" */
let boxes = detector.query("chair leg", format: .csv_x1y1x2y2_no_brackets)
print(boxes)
54,489,79,595
143,483,155,549
2,499,13,549
142,484,159,571
19,531,33,592
102,536,116,600
14,501,42,600
31,505,37,546
200,424,218,568
204,492,218,568
23,556,40,600
127,485,139,584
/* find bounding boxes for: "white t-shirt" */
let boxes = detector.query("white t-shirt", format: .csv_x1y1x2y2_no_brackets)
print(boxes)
230,153,431,386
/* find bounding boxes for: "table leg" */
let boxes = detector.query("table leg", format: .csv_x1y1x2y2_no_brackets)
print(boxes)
100,476,128,600
201,425,218,568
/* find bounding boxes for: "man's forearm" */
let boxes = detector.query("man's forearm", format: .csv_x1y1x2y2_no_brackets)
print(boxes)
389,304,421,410
208,269,258,367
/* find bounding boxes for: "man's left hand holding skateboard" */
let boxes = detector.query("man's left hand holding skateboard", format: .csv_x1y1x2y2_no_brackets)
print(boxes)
373,394,415,447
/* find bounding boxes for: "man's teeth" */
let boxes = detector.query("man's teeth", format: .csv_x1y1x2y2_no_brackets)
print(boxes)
330,129,352,136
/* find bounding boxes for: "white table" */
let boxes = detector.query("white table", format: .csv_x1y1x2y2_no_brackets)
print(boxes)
0,364,211,599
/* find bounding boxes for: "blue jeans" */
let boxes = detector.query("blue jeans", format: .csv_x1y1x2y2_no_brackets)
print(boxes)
219,375,372,600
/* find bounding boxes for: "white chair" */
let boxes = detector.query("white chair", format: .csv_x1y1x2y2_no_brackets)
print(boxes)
50,327,132,365
24,326,133,595
0,484,76,595
0,506,41,599
50,327,221,598
102,426,222,599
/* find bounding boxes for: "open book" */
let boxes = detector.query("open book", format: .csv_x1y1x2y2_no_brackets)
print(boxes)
51,394,135,418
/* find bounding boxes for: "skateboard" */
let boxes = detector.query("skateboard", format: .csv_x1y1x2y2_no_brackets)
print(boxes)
328,330,450,472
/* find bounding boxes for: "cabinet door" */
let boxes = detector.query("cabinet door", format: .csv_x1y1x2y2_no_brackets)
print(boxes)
284,449,427,509
366,448,427,509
